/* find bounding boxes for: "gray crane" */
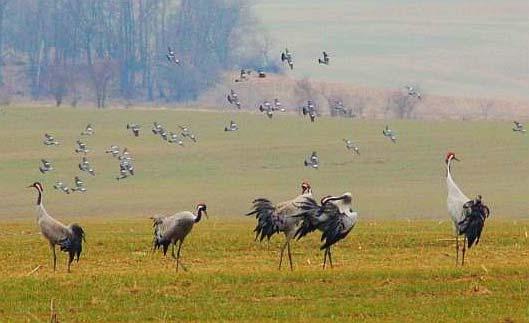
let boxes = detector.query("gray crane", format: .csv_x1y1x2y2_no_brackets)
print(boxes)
246,182,313,270
151,203,208,271
28,182,85,272
39,159,53,174
295,193,358,269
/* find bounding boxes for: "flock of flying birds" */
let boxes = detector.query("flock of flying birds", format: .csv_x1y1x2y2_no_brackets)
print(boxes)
38,121,199,194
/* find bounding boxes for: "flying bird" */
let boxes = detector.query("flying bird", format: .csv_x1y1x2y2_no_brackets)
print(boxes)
75,139,90,154
343,139,360,155
513,121,526,133
281,48,294,70
302,100,317,122
166,46,180,64
227,89,241,109
304,151,319,169
43,133,59,146
151,203,208,271
224,120,239,132
295,193,358,269
168,132,184,146
382,125,397,143
80,124,94,136
445,152,491,265
246,182,313,270
28,182,85,272
126,123,141,137
235,69,251,82
259,100,274,119
318,51,330,65
79,157,96,176
105,145,120,158
404,85,422,100
273,98,286,112
179,125,197,142
39,159,53,174
70,177,87,193
53,181,70,194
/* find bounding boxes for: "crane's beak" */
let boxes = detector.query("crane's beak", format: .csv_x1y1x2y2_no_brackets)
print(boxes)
203,210,208,218
453,157,460,161
26,185,33,189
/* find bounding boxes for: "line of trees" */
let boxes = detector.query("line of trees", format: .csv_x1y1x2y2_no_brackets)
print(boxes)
0,0,270,107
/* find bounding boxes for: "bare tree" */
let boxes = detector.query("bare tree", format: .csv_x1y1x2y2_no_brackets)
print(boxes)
385,90,419,119
90,59,116,109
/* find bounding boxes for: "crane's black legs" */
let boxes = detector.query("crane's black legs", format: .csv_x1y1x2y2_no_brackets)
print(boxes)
171,244,176,259
461,236,467,266
278,240,287,270
176,240,183,272
323,247,333,269
50,244,57,272
455,235,459,266
287,241,293,271
67,252,74,273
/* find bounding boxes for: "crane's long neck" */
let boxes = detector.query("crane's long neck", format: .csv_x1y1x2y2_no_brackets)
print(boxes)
35,189,42,206
195,209,204,223
446,159,466,199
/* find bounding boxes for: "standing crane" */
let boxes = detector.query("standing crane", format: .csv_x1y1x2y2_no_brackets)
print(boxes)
445,152,491,265
151,203,208,271
27,182,85,272
246,182,313,270
295,193,358,269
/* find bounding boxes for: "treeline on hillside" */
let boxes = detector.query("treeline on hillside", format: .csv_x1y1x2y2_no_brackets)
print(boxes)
0,0,274,107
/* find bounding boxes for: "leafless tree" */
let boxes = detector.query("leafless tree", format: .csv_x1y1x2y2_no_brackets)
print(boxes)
385,90,419,119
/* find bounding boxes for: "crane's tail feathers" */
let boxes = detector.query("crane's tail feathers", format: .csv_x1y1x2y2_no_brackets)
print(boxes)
246,198,279,242
458,203,488,249
59,224,85,261
152,236,171,255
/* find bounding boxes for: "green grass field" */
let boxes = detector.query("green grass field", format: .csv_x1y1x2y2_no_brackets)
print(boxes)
0,106,528,321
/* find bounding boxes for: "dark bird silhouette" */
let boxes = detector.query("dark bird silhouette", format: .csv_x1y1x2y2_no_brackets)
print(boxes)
318,51,330,65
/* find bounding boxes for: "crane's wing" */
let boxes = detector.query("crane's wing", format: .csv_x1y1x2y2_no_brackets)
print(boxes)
319,211,355,250
246,198,280,241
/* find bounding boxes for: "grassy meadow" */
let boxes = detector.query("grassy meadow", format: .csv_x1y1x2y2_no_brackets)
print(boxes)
0,106,528,321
